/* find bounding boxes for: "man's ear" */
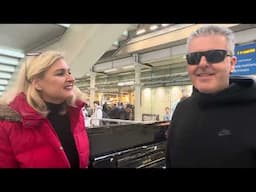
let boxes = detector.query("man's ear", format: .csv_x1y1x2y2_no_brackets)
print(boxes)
32,79,42,91
230,56,237,73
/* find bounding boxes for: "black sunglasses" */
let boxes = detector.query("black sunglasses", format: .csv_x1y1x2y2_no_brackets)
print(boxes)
186,49,232,65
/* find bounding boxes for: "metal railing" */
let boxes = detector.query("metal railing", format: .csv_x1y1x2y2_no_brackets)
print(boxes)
86,117,157,128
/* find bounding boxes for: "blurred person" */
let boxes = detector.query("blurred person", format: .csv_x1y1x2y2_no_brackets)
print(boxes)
163,107,171,121
91,101,102,127
102,102,109,118
166,25,256,168
0,51,90,168
124,104,133,120
109,103,119,119
82,103,91,128
119,103,127,120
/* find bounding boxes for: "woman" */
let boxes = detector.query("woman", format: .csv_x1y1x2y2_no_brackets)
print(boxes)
0,51,89,168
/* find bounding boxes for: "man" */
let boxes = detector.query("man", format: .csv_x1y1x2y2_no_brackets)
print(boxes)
166,25,256,168
163,107,172,121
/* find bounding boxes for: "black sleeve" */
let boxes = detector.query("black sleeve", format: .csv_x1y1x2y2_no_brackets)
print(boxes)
165,122,172,168
165,102,181,168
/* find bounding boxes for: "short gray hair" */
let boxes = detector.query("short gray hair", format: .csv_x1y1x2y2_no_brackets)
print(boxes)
186,25,236,55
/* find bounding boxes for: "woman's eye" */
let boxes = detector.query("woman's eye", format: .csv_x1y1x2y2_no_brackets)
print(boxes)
56,72,65,76
55,70,71,76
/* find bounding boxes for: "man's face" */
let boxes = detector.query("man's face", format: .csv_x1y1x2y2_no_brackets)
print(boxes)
187,34,237,94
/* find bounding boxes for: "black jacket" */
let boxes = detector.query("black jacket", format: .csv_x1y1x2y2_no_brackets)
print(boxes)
166,76,256,168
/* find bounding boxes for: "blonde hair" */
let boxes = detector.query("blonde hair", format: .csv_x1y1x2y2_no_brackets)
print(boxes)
0,50,86,117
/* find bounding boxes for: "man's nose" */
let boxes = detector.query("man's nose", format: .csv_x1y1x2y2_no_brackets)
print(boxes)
198,56,209,67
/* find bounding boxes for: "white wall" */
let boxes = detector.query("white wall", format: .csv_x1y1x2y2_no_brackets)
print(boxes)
141,85,192,121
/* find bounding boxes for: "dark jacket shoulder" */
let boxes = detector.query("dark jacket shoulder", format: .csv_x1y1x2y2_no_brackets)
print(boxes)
0,104,21,122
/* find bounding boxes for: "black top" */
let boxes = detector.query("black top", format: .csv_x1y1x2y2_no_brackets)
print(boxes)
46,102,79,168
166,76,256,168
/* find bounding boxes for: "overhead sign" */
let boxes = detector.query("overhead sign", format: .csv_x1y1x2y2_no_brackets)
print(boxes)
232,43,256,76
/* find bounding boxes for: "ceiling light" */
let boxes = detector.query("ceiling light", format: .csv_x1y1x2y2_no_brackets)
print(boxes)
104,68,118,73
161,24,170,27
122,30,128,36
0,65,15,73
0,79,8,85
113,40,119,46
136,29,146,35
0,56,19,65
0,48,24,58
122,65,135,70
0,72,11,79
0,85,5,91
118,81,134,86
150,25,158,31
57,24,70,28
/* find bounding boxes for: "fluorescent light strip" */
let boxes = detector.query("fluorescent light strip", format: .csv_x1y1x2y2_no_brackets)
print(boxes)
0,85,5,91
0,64,16,72
0,48,24,58
0,79,8,85
117,81,134,86
122,65,135,70
104,68,118,73
136,29,146,35
129,24,194,44
57,24,70,28
150,25,158,31
0,56,19,65
0,72,11,79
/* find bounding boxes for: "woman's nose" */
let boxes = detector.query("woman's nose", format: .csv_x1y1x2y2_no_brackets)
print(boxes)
66,73,75,82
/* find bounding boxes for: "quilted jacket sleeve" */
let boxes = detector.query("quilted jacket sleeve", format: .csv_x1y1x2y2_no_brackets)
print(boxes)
0,121,18,168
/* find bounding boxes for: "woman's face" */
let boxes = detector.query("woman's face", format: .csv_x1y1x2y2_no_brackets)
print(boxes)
35,59,75,104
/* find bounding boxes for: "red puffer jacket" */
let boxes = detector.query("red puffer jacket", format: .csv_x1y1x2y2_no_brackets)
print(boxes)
0,93,90,168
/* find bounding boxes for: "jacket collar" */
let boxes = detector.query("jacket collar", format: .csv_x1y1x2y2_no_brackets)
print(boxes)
9,93,45,128
9,93,43,120
192,76,256,108
9,92,84,128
